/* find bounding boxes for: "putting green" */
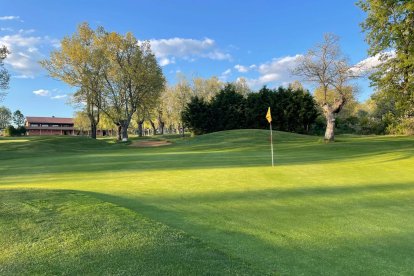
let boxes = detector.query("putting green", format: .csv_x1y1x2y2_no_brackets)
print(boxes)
1,130,413,274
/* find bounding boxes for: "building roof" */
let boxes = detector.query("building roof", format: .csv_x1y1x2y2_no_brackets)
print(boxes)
26,116,74,124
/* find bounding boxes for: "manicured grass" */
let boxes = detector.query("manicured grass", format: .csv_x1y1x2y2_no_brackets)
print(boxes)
1,130,414,275
0,189,255,275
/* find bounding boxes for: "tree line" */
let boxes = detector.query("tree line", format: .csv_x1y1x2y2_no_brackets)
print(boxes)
182,84,319,135
72,75,249,137
41,23,165,141
0,107,26,136
2,1,413,140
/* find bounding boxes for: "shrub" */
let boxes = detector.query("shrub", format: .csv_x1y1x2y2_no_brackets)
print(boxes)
3,125,26,136
387,117,414,135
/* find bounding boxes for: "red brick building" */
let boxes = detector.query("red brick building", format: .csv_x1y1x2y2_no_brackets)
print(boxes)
25,116,75,136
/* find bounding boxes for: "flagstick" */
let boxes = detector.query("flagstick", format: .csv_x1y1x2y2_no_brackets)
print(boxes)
270,122,274,167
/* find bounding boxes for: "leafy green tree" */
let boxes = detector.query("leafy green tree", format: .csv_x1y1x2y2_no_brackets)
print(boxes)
246,86,318,133
4,125,26,136
171,76,194,136
99,32,165,140
245,86,275,129
192,76,223,102
211,84,247,131
182,84,247,135
358,0,414,130
98,112,117,136
0,106,11,129
41,23,105,139
12,110,25,127
290,88,319,133
183,84,319,135
182,96,211,135
0,45,10,102
233,77,252,98
73,111,91,135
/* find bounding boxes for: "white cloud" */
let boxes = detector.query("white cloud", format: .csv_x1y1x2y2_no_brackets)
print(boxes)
0,16,20,21
18,29,36,34
33,88,69,100
149,37,231,62
258,55,302,75
33,89,50,96
0,27,14,32
159,57,175,66
223,69,231,75
51,94,67,100
0,31,57,77
12,74,34,79
204,50,231,61
243,54,302,88
234,64,249,73
219,69,232,82
351,51,395,74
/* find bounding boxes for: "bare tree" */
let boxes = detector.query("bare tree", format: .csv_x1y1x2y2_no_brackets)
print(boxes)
293,34,358,142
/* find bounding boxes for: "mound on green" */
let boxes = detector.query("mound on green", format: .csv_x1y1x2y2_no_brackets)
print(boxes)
1,130,414,275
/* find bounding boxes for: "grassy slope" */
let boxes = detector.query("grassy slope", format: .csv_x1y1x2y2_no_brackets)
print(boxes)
1,131,414,275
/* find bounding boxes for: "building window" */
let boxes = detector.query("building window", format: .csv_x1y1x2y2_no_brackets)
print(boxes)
30,124,39,127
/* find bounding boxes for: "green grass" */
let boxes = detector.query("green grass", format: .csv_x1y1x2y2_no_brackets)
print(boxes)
1,130,414,275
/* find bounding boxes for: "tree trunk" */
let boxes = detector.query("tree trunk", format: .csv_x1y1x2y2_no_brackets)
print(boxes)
120,120,129,140
137,120,144,137
157,111,164,135
159,121,165,135
324,110,335,142
90,123,97,139
86,101,99,139
149,119,157,135
117,124,122,141
322,97,345,142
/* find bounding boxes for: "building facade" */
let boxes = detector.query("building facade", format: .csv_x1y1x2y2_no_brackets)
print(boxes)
25,116,75,136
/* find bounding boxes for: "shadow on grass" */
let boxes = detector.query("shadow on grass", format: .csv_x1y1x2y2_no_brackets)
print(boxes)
76,181,414,275
0,189,261,275
2,182,414,274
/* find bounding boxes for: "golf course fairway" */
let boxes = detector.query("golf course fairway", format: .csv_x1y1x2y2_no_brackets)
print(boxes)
1,130,413,275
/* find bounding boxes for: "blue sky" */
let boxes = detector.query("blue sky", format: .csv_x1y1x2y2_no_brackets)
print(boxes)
1,0,372,118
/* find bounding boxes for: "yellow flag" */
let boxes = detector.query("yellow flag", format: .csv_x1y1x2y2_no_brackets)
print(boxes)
266,107,272,123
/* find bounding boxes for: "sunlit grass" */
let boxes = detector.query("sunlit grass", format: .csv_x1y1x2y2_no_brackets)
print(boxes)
1,130,414,274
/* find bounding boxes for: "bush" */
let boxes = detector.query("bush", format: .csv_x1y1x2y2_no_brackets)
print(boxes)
386,117,414,135
3,125,26,136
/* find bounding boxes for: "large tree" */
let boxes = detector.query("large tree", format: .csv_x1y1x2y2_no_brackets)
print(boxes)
99,32,165,141
293,34,358,141
12,110,25,127
73,111,91,135
0,106,11,129
0,46,10,102
192,76,223,102
41,23,105,139
358,0,414,120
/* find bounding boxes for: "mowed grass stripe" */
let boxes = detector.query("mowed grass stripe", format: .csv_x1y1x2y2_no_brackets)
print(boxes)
0,189,260,275
1,129,414,275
